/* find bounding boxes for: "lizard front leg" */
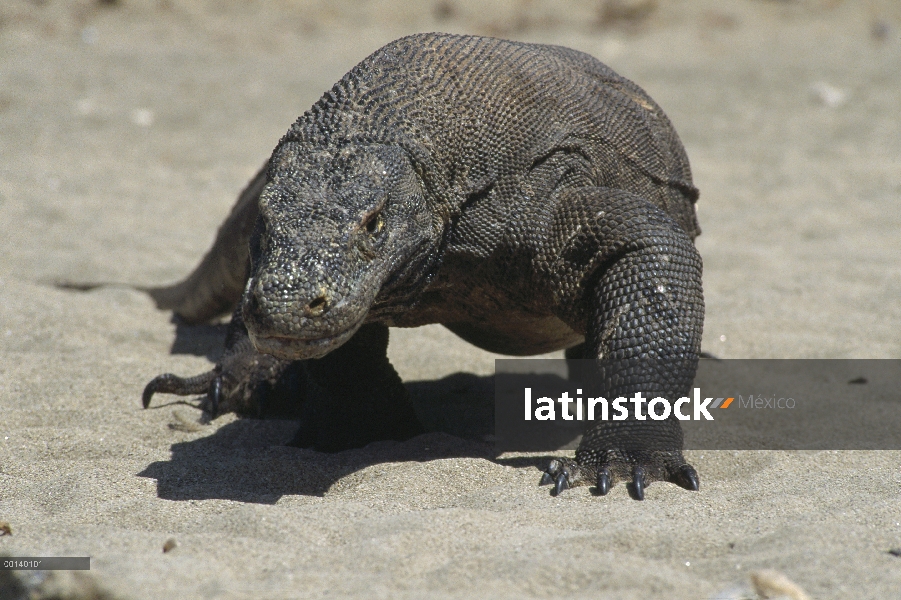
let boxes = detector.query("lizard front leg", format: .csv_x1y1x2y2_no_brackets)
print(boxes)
143,312,423,450
288,322,424,452
143,305,302,418
541,188,704,499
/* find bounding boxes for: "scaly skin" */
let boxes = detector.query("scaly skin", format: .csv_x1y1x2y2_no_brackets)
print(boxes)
143,33,704,500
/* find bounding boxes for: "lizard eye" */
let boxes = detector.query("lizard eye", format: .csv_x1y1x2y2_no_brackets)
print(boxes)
364,212,385,236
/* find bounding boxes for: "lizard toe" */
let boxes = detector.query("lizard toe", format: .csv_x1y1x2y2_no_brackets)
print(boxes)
206,374,222,418
596,467,611,496
142,370,217,409
670,463,700,492
630,466,646,501
542,449,700,500
540,458,587,496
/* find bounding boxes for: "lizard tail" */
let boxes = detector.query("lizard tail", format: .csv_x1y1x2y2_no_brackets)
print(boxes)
145,163,268,324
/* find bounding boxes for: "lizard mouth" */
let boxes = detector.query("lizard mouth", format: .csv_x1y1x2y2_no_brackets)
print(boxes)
248,323,362,361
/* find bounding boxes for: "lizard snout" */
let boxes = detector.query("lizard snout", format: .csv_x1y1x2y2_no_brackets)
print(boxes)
245,279,334,331
240,268,372,361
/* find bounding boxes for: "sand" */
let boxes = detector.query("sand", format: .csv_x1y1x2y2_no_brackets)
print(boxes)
1,1,900,598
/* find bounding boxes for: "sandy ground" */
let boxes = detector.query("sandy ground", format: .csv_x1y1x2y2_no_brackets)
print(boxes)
1,0,900,598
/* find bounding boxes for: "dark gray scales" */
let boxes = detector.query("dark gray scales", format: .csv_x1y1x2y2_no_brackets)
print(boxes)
144,33,704,499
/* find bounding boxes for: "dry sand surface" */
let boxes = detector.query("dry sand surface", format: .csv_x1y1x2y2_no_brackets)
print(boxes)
1,0,901,598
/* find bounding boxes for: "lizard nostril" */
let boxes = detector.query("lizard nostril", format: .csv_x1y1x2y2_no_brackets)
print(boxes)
307,295,328,317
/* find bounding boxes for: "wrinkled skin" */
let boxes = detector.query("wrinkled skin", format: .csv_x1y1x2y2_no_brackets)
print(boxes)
143,33,704,500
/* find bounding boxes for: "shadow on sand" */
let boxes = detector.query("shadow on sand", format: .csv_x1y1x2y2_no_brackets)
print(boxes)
138,371,558,504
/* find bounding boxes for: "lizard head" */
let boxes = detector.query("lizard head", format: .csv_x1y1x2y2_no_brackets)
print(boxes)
242,143,438,360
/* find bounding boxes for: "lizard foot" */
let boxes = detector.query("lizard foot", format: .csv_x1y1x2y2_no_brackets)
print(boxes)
540,453,698,500
142,338,301,418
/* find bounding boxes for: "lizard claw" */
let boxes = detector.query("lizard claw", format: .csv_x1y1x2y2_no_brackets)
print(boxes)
142,379,158,409
541,458,564,487
541,451,698,500
596,467,611,496
553,471,570,496
541,458,583,496
142,371,217,409
631,466,646,501
207,375,222,418
671,464,700,491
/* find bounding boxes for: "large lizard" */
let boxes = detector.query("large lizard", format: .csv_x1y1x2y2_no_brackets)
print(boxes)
143,33,704,500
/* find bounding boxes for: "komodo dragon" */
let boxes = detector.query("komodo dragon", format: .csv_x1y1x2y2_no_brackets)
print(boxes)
142,33,704,500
